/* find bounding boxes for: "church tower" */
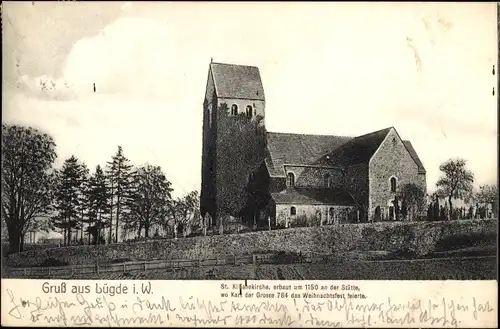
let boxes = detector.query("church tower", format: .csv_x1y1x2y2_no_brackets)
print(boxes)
200,61,266,226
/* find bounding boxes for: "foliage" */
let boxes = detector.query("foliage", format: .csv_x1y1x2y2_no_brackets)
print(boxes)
169,191,201,237
215,103,267,218
106,146,135,243
475,184,498,204
125,164,173,238
436,158,474,219
84,165,111,244
398,183,426,221
52,155,87,245
1,124,57,253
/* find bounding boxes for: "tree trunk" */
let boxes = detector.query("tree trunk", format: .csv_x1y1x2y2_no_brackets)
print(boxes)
20,234,25,252
144,224,149,239
108,218,112,245
8,226,21,254
448,196,453,220
115,197,120,243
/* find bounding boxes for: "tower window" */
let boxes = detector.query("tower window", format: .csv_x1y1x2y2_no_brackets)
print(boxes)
246,105,253,118
390,177,397,192
287,172,295,187
290,206,296,216
231,104,238,116
323,173,331,187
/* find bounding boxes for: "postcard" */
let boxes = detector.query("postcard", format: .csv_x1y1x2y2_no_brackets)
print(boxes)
1,1,498,327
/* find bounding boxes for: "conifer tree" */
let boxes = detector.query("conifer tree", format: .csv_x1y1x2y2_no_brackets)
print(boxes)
107,146,135,243
53,155,86,245
76,163,89,243
84,165,110,244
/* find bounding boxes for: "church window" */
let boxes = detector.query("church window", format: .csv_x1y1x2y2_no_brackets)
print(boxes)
287,172,295,187
246,105,253,118
231,104,238,116
323,173,331,187
390,177,397,192
290,207,296,216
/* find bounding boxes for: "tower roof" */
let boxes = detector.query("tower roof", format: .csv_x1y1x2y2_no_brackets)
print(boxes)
210,62,265,101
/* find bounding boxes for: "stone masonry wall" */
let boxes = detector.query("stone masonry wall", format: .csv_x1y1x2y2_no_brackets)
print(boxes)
296,167,344,189
8,219,494,268
218,98,265,122
275,204,355,227
369,128,424,221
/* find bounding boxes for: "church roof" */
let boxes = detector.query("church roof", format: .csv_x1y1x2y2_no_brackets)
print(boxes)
265,132,352,177
210,62,265,101
402,140,426,174
271,187,355,206
317,127,393,167
265,127,426,176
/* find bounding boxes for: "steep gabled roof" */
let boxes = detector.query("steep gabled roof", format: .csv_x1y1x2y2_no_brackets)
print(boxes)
271,187,355,206
317,127,392,167
210,62,265,101
403,140,426,174
265,132,352,177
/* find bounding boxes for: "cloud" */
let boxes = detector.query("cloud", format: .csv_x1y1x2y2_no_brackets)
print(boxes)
3,2,497,198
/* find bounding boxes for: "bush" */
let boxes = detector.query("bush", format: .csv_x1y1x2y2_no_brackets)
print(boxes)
39,258,69,267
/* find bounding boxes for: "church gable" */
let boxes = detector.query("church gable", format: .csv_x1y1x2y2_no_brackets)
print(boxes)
210,62,265,101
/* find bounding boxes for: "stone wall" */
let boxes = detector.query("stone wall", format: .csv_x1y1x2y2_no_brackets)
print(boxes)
297,167,344,188
7,219,496,268
275,204,355,227
345,163,369,214
218,98,265,122
369,128,423,221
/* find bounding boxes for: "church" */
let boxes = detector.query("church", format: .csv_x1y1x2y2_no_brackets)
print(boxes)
200,61,427,229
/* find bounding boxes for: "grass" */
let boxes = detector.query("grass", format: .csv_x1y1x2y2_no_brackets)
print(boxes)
6,253,496,280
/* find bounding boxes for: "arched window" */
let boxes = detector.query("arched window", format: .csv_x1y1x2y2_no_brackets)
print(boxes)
390,177,397,192
323,173,331,187
290,206,296,216
287,172,295,187
231,104,238,116
246,105,253,118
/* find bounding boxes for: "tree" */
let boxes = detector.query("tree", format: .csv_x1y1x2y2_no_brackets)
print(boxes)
25,216,53,244
436,158,474,221
215,103,267,229
475,184,498,218
399,183,426,221
76,163,89,243
174,191,201,238
475,184,498,204
83,165,111,245
125,164,173,239
52,155,86,245
2,124,57,253
107,146,135,243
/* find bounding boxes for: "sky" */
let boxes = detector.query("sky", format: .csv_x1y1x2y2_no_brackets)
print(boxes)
2,1,498,198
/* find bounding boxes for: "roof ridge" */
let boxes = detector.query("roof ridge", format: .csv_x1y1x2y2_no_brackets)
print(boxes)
267,131,353,138
353,126,393,140
210,61,259,69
